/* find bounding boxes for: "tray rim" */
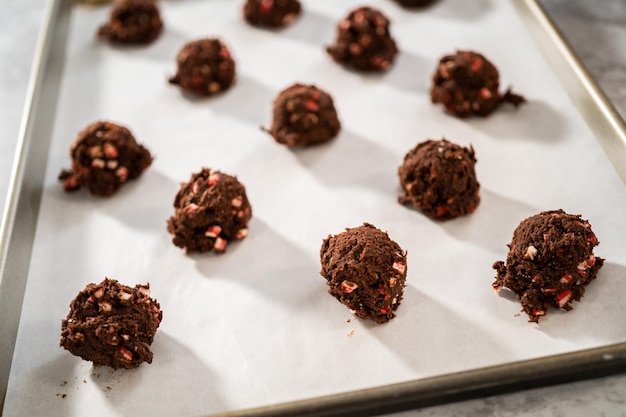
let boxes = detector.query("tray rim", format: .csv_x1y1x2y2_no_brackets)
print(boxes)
512,0,626,184
1,0,626,415
0,0,70,411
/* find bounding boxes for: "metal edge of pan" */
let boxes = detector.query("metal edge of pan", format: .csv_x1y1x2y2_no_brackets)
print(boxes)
0,0,70,411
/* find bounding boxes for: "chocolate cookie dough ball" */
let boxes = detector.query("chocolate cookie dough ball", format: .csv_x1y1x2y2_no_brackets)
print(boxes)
493,210,604,323
430,50,526,117
326,6,398,72
167,168,252,254
97,0,163,45
391,0,438,8
243,0,301,28
58,121,153,197
265,83,341,147
60,278,162,369
320,223,407,324
169,38,236,97
398,138,480,220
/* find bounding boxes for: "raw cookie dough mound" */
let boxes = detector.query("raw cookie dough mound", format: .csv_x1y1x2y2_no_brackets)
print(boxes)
398,138,480,220
60,278,162,369
493,210,604,323
265,83,341,147
326,6,398,72
58,121,153,197
167,168,252,254
430,50,526,117
243,0,301,28
169,38,236,97
391,0,438,8
97,0,163,45
320,223,407,324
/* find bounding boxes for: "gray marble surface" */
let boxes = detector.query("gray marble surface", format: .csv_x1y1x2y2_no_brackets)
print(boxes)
1,0,625,416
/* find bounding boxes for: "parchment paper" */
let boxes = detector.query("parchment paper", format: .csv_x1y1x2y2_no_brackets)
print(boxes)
4,0,626,416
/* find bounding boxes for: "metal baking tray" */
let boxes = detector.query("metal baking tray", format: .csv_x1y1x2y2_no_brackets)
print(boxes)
2,0,626,416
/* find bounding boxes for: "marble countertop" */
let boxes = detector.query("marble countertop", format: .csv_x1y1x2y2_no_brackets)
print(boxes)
1,0,625,416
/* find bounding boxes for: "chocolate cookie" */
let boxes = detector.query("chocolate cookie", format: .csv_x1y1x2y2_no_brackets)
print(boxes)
398,138,480,220
167,168,252,254
391,0,438,8
326,6,398,72
493,210,604,322
430,50,526,117
243,0,301,28
97,0,163,45
60,278,162,369
169,38,236,97
320,223,407,324
58,121,153,197
264,83,341,147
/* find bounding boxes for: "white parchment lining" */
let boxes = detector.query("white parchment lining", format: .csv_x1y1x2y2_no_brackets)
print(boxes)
4,0,626,416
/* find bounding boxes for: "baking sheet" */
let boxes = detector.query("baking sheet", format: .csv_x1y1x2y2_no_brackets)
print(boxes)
3,0,626,416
